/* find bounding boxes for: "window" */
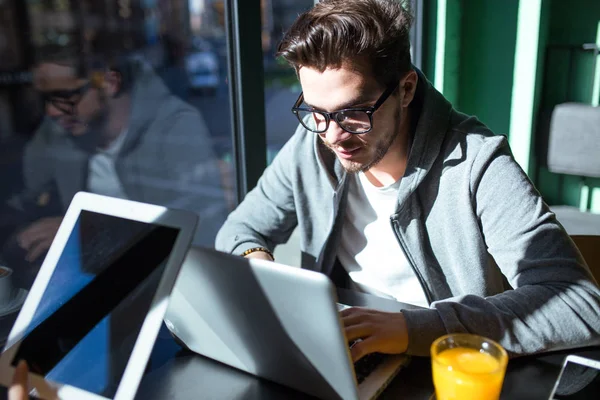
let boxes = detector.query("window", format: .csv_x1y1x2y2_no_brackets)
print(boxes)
263,0,314,164
0,0,235,345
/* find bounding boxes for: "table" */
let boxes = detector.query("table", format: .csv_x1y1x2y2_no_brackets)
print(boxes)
0,289,597,399
135,289,600,399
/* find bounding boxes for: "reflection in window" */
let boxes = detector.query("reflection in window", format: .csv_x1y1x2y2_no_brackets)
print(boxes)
0,0,235,346
262,0,315,164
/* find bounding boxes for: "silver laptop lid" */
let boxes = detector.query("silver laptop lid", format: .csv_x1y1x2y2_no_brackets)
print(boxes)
165,247,359,400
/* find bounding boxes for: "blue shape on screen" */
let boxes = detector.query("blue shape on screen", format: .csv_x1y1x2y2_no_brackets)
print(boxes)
45,318,110,394
27,217,110,393
30,219,92,327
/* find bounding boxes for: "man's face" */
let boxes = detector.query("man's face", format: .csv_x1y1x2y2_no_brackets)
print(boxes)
298,64,402,173
34,63,107,136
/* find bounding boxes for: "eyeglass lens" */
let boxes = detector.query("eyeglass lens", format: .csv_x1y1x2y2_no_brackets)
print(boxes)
295,109,371,134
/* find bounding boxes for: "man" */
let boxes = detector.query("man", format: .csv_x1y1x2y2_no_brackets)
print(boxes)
0,47,227,286
216,0,600,360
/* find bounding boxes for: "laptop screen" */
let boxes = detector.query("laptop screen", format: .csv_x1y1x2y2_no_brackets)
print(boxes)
10,210,180,398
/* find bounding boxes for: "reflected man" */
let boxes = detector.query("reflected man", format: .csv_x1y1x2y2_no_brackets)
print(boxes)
1,46,227,287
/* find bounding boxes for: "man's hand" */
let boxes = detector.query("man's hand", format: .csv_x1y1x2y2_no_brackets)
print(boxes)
17,217,63,262
244,251,274,261
341,307,409,362
9,360,29,400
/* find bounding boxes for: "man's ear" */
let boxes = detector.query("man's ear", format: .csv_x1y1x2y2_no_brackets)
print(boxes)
400,69,418,108
102,70,123,98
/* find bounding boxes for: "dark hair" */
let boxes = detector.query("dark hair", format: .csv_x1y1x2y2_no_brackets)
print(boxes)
34,44,87,75
34,37,134,94
277,0,414,88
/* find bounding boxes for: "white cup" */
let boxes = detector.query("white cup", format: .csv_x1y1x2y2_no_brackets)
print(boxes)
0,266,13,307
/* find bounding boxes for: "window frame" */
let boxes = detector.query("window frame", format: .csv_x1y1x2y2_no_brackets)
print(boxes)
225,0,268,204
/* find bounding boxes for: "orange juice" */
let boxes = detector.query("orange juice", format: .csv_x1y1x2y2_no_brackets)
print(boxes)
432,347,506,400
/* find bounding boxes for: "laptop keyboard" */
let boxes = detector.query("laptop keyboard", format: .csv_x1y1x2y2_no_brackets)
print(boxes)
350,340,386,384
340,306,387,383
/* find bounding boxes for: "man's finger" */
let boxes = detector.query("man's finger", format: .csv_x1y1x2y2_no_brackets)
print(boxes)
340,313,367,327
17,227,37,250
339,306,367,318
345,323,371,342
18,223,50,250
20,230,50,252
26,237,53,262
18,218,60,249
339,307,355,318
350,337,378,363
9,360,29,400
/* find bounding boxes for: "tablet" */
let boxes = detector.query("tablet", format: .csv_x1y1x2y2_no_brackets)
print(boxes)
0,192,197,400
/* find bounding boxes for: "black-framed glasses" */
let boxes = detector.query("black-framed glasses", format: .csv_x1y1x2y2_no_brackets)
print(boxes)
291,81,399,134
41,82,91,115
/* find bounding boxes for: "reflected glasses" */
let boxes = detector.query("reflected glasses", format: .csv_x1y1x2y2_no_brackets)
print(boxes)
291,81,399,134
42,82,91,115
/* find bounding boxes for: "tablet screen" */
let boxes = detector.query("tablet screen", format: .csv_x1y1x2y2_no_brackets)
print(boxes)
11,210,180,397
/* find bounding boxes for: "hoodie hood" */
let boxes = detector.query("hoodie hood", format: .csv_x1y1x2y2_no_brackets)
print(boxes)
119,58,177,154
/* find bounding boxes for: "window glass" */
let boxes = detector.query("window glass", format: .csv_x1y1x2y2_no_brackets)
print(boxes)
0,0,234,346
263,0,314,164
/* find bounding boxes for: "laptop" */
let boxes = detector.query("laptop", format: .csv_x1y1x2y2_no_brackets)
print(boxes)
0,192,197,400
164,247,411,400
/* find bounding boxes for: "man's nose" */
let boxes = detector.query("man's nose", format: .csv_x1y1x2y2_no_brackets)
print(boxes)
323,119,352,146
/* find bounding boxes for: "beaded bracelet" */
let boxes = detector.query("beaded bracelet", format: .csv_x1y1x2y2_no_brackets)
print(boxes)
241,247,274,260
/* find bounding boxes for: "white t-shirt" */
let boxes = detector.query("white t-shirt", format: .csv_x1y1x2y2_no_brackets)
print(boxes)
337,172,429,307
87,131,128,199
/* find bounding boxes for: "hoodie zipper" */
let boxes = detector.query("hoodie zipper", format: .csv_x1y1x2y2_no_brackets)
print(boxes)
315,176,346,271
315,191,339,270
390,217,433,304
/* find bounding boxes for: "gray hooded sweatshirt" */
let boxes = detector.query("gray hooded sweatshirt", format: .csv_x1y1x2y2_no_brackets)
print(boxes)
215,72,600,357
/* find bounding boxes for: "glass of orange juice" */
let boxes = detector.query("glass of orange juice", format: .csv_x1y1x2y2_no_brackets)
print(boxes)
431,333,508,400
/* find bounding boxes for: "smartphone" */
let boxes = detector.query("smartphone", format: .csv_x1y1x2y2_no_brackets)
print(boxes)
548,354,600,399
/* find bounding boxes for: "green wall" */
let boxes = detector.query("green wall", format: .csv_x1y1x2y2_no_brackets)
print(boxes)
529,0,551,175
534,0,600,211
424,0,599,211
442,0,462,106
426,0,519,136
456,0,519,137
422,0,438,80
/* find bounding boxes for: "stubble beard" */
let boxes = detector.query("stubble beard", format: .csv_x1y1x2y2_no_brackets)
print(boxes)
68,105,111,151
336,111,402,174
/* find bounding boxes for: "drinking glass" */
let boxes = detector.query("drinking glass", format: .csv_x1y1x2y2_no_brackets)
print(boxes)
431,333,508,400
